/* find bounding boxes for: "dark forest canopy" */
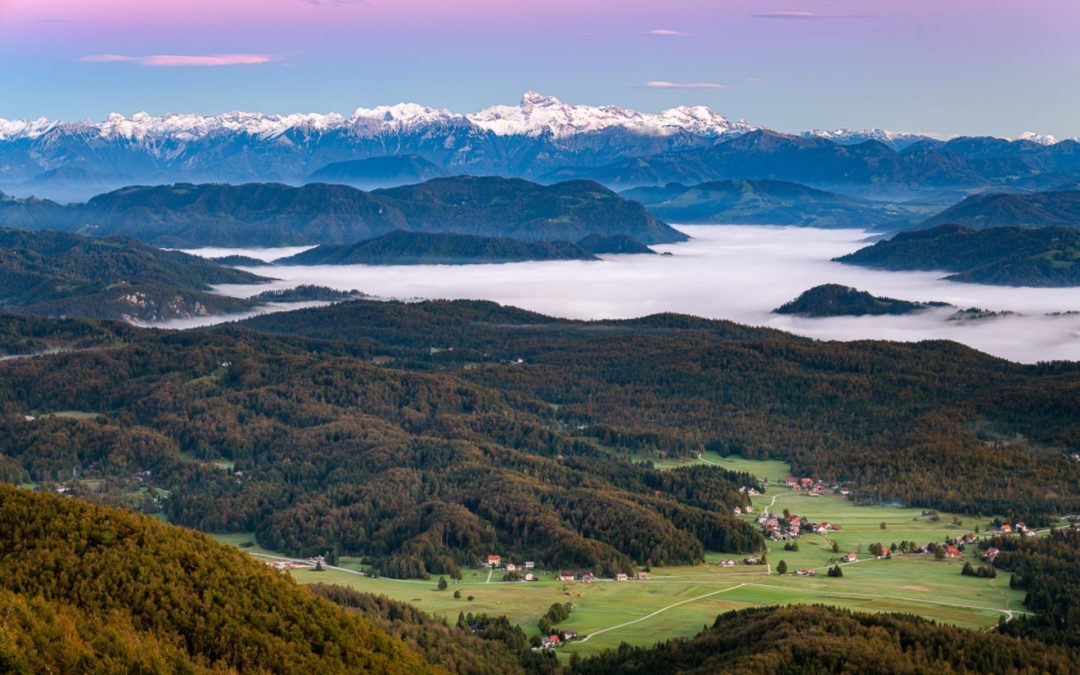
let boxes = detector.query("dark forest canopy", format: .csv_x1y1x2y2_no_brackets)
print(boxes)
0,177,684,248
836,224,1080,287
918,190,1080,231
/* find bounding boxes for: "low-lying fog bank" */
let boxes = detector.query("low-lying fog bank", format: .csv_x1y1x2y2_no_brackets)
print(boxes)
181,225,1080,363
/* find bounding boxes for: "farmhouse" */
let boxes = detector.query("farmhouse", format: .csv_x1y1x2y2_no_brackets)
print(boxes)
486,554,501,566
983,547,1000,562
616,573,629,582
720,559,736,567
506,563,518,572
945,545,961,558
637,571,648,580
524,561,535,569
843,552,858,563
524,573,536,581
557,573,575,582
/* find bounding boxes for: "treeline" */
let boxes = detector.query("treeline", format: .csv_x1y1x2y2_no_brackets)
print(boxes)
984,529,1080,648
569,605,1080,674
308,583,554,674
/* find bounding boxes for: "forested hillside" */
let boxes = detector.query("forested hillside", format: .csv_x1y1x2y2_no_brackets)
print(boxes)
0,484,434,673
0,311,761,577
569,605,1080,674
0,229,267,321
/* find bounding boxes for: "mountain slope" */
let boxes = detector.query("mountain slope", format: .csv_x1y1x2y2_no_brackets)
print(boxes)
0,177,685,247
0,484,434,673
623,179,918,228
0,228,268,321
307,155,448,189
775,284,947,316
918,190,1080,230
276,230,598,265
836,224,1080,286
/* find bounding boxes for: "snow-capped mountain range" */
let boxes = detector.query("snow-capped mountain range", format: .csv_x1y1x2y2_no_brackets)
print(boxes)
0,92,1075,201
0,91,756,143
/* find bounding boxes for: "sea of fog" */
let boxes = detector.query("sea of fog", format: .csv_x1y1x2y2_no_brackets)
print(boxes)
176,225,1080,364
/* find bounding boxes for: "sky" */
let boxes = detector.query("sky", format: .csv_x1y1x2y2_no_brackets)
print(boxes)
1,0,1078,138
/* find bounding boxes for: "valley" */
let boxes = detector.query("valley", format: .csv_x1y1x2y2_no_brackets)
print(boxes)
216,454,1029,658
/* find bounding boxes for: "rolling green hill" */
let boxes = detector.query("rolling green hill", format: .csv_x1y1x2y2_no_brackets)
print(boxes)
775,284,948,317
836,224,1080,286
0,228,269,321
623,179,919,229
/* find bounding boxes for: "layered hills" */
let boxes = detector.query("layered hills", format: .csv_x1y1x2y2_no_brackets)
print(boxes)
837,224,1080,286
0,177,683,248
623,179,918,229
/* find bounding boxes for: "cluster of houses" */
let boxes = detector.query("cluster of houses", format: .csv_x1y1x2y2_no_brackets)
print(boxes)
782,477,849,496
757,512,803,541
995,522,1038,537
486,555,538,581
540,630,578,649
555,571,648,583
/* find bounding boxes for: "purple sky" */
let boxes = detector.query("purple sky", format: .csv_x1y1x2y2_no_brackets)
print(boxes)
1,0,1078,137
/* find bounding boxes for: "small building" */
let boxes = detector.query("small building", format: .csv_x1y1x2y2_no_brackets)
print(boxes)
486,554,502,566
524,561,535,569
1000,524,1013,533
637,571,648,580
743,556,760,565
616,573,629,582
524,573,536,582
983,547,1000,561
733,506,742,515
557,573,575,582
506,563,518,572
843,552,858,563
720,559,736,567
945,545,961,558
562,630,577,641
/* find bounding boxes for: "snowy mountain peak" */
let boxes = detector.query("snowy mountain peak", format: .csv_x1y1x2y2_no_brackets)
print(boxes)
801,127,937,150
1017,131,1058,145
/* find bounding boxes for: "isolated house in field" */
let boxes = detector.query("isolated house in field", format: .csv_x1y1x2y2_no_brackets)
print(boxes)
486,554,501,566
638,571,648,580
721,559,736,567
557,572,575,582
843,552,858,563
616,573,628,582
562,630,577,641
524,573,536,581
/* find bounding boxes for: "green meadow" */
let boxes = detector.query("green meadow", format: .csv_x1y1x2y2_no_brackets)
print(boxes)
223,455,1029,658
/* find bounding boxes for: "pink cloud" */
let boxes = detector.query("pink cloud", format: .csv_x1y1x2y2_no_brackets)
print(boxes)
80,53,275,67
646,28,693,37
645,81,726,90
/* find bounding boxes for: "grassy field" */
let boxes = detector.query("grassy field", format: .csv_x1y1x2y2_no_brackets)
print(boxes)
220,454,1028,659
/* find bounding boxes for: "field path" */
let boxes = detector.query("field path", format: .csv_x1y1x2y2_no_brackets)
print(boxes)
578,583,746,643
